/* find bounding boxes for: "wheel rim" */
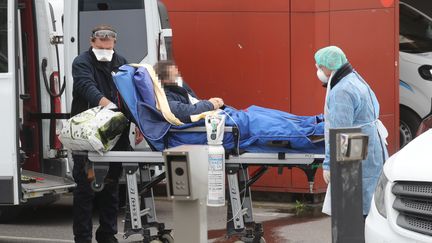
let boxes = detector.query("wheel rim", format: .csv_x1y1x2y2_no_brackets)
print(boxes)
161,234,174,243
400,121,413,147
91,181,104,192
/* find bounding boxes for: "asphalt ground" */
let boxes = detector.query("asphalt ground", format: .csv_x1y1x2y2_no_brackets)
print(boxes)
0,194,331,243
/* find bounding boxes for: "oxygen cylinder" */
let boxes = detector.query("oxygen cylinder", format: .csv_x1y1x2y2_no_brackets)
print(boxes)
207,145,225,207
206,114,226,207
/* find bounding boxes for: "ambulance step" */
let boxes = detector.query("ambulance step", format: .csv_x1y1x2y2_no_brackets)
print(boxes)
21,170,75,199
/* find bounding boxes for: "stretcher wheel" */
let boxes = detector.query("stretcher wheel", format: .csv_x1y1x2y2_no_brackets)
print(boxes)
234,237,266,243
91,180,104,192
149,234,174,243
160,234,174,243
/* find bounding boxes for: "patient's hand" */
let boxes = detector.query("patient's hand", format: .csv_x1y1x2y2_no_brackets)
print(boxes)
209,97,224,109
135,126,144,145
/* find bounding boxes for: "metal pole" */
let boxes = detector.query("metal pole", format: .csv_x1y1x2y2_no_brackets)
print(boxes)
330,128,366,243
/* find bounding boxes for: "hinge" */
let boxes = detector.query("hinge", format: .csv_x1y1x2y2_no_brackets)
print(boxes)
50,35,64,45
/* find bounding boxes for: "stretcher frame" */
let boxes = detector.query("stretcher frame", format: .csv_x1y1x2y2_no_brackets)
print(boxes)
83,64,326,242
87,150,324,242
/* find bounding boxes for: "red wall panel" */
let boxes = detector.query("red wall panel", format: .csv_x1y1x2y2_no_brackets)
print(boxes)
290,12,330,115
291,0,330,12
330,8,398,153
290,0,395,13
252,167,326,193
251,167,292,189
331,0,395,10
170,12,291,110
313,168,327,193
163,0,289,12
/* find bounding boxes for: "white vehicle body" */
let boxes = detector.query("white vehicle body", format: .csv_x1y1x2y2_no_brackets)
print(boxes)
365,129,432,242
399,1,432,147
0,0,20,206
0,0,171,220
0,0,71,210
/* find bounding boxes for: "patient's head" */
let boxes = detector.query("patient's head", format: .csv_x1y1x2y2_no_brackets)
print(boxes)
154,60,179,85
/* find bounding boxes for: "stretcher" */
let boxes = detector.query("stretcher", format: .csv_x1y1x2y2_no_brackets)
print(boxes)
85,64,325,242
87,149,324,242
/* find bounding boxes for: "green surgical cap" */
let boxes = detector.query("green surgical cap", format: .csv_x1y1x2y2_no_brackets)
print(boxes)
314,46,348,71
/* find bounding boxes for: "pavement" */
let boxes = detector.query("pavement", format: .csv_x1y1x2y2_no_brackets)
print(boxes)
0,194,331,243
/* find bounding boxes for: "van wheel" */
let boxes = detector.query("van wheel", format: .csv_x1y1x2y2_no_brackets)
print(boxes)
0,206,22,223
400,107,421,148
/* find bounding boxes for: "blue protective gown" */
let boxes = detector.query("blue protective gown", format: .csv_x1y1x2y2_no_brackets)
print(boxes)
323,71,388,215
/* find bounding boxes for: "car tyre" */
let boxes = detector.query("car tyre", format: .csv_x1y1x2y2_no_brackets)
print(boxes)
400,107,421,148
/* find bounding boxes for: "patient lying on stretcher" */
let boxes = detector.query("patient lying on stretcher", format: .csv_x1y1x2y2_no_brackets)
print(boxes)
149,61,325,153
154,60,225,123
113,62,324,153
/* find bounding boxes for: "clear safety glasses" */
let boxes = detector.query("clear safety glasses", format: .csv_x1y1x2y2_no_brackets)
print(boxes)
92,30,117,39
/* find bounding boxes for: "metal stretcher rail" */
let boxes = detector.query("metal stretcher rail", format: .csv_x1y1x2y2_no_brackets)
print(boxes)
88,151,324,165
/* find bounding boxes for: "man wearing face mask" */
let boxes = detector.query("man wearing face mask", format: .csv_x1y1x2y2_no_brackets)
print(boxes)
315,46,388,218
154,60,224,123
70,24,129,243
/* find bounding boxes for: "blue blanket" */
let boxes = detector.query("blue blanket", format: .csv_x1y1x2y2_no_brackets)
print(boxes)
113,65,325,153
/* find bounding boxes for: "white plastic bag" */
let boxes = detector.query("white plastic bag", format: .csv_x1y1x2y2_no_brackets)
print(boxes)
59,106,128,154
322,184,331,215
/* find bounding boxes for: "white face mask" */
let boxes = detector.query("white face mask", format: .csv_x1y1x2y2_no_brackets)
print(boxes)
316,68,329,84
175,76,183,87
92,48,114,62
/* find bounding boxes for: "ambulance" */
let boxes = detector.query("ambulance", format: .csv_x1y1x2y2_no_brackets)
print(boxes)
0,0,171,221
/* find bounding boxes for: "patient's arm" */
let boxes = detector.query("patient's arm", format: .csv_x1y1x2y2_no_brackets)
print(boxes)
168,99,215,123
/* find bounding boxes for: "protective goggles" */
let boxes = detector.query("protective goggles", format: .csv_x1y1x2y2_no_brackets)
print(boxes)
92,30,117,39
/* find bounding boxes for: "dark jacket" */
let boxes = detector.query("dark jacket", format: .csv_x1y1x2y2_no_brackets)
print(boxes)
164,82,214,123
71,48,127,116
71,48,130,151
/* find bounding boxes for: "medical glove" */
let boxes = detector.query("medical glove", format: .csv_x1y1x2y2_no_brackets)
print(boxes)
104,102,118,110
323,170,330,184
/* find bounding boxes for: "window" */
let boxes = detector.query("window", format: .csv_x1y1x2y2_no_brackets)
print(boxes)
79,0,144,11
78,0,148,62
0,0,8,72
400,4,432,53
49,3,56,31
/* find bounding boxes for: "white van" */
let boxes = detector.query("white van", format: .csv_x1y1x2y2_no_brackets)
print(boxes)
366,4,432,239
365,129,432,242
0,0,75,221
399,0,432,147
0,0,171,221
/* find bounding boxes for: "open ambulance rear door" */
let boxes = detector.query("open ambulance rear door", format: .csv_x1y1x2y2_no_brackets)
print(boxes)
0,0,74,221
0,0,20,206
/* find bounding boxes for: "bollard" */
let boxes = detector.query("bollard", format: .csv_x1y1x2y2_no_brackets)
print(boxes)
330,128,368,243
163,145,209,243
